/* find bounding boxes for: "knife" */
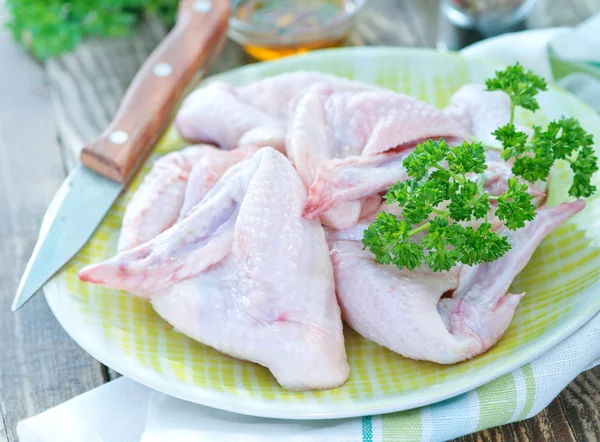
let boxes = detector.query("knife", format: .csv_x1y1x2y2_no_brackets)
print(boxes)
12,0,231,311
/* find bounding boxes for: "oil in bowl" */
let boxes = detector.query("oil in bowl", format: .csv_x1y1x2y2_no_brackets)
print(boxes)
229,0,366,61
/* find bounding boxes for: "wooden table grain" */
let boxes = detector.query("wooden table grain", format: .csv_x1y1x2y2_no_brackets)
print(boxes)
1,0,599,441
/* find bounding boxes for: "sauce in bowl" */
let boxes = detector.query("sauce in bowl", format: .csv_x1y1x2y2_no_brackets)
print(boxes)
230,0,365,60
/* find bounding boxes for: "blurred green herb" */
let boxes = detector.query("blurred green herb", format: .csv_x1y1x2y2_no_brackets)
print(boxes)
5,0,178,59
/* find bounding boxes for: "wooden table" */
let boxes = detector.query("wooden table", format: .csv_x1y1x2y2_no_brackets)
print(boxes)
1,0,599,440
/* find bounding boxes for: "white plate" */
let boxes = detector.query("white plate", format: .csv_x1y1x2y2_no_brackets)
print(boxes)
46,47,600,419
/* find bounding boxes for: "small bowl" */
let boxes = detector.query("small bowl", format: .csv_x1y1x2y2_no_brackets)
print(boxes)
229,0,367,60
441,0,538,35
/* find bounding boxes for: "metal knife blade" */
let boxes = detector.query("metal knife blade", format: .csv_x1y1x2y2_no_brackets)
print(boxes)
12,165,122,311
12,0,231,311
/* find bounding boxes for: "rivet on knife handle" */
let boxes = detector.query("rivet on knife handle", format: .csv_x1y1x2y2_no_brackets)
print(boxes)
80,0,231,183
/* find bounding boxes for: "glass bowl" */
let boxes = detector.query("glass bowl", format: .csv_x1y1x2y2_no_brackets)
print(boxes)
229,0,367,60
441,0,539,35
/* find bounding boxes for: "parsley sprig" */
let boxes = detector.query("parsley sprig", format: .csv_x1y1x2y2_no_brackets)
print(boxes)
363,64,598,272
363,139,526,272
6,0,178,59
494,118,597,198
485,63,548,125
487,63,598,198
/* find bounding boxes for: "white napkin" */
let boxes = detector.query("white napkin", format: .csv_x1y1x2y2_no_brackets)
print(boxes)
17,377,151,442
460,27,567,78
463,15,600,112
549,14,600,63
17,313,600,442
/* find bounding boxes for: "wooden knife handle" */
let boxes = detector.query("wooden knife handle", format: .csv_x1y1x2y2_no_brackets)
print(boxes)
80,0,230,183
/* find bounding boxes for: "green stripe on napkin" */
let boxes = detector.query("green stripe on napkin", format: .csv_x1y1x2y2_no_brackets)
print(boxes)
476,374,518,431
382,408,421,441
519,364,537,420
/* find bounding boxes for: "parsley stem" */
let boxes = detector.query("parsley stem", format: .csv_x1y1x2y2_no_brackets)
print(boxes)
476,174,486,195
408,212,450,237
509,101,516,126
488,195,500,200
433,164,465,183
473,137,502,152
431,208,448,216
484,144,503,152
408,222,431,237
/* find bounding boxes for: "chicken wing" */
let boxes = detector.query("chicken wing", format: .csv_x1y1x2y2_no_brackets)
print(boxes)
329,201,584,363
118,145,258,251
176,72,377,151
287,85,469,229
80,148,349,391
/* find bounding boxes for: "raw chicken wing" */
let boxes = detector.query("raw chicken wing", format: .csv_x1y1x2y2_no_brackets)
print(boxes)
287,85,469,228
176,82,286,151
118,144,257,251
329,201,584,363
176,72,377,151
302,150,411,220
80,148,349,391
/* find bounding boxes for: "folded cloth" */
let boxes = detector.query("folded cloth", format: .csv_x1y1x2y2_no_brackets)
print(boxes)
547,14,600,113
463,14,600,112
459,27,566,78
17,377,151,442
17,313,600,442
142,313,600,442
18,16,600,442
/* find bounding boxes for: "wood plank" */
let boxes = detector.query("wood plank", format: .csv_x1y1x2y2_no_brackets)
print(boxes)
560,366,600,440
45,15,168,164
45,14,253,164
0,5,107,442
452,395,578,442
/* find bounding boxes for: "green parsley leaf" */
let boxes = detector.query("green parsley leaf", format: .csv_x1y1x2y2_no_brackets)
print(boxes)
488,65,597,198
364,63,598,274
422,218,464,271
449,181,491,222
485,63,547,114
403,180,448,224
364,139,524,272
362,212,425,270
446,141,487,176
403,139,450,180
495,117,598,197
570,146,599,198
495,177,536,230
390,241,425,271
384,180,413,207
459,223,512,266
492,124,529,161
6,0,178,59
511,149,554,183
534,117,594,160
362,212,408,265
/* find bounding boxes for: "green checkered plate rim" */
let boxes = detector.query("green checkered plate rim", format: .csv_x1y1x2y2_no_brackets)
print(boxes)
45,47,600,419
